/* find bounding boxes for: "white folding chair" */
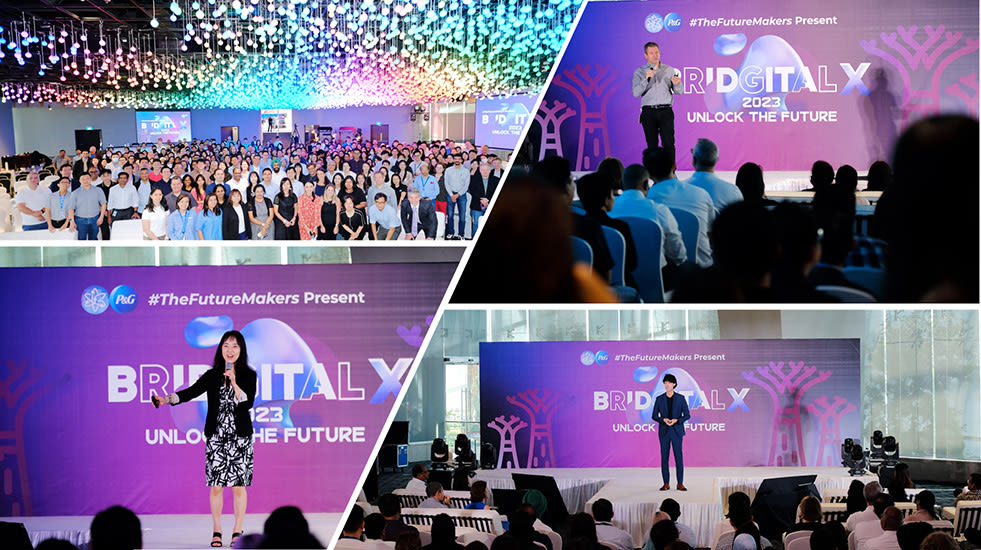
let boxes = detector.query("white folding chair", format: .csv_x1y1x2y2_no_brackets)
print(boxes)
110,219,144,240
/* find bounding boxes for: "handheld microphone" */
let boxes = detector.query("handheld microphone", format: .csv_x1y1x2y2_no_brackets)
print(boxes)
225,362,233,387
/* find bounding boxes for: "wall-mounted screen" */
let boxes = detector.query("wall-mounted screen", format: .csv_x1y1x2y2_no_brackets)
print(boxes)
475,94,537,149
261,109,293,134
136,111,191,143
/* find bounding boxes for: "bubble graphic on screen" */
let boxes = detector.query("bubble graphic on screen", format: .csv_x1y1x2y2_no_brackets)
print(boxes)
714,33,747,56
645,13,664,33
651,368,705,410
633,366,660,383
724,35,806,111
184,315,235,348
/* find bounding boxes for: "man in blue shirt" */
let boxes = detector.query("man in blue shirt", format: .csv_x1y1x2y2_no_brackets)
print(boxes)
368,194,401,240
413,164,439,202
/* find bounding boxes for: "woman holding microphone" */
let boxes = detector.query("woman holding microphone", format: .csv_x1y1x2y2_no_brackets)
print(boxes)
152,331,256,548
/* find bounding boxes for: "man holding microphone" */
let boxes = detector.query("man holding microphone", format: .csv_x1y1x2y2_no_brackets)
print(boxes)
632,42,683,160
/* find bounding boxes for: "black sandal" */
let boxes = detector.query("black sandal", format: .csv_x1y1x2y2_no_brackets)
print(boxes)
230,532,242,547
211,532,223,548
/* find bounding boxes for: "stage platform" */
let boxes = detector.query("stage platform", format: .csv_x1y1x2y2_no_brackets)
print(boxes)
475,467,876,548
13,512,342,549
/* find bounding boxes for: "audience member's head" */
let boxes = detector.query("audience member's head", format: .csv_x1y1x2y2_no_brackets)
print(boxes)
596,157,625,191
884,114,979,301
691,138,719,171
395,531,422,550
507,507,537,541
411,463,429,481
799,495,822,523
913,490,936,518
426,481,444,499
665,543,692,550
622,164,650,193
532,156,574,199
470,480,488,504
466,542,489,550
810,160,835,190
864,481,882,504
36,539,79,550
896,522,934,550
364,513,385,540
378,493,402,519
659,498,681,522
651,519,680,550
835,165,859,192
735,162,766,203
430,514,456,545
570,513,599,543
872,493,896,517
90,505,142,550
642,147,675,182
521,489,548,520
343,504,365,537
812,522,848,550
577,172,616,213
846,480,867,515
865,160,891,192
591,498,614,522
880,506,903,531
919,532,958,550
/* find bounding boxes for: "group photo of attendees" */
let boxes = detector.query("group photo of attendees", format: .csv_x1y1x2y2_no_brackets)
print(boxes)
3,136,506,242
335,466,981,550
453,114,978,303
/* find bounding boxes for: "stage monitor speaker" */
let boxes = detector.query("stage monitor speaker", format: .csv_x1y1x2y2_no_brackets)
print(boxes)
511,473,569,529
0,521,32,550
74,129,102,152
750,475,819,539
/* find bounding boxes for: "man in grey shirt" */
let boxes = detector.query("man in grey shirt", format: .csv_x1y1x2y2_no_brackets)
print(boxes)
632,41,683,160
66,174,107,241
418,482,451,509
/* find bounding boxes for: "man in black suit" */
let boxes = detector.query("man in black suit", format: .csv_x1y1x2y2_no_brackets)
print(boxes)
468,162,499,239
401,189,437,240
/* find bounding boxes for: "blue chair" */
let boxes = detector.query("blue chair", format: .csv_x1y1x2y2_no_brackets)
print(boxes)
601,225,640,303
571,236,593,267
842,267,886,299
601,225,627,287
669,207,700,264
816,285,877,303
569,204,586,215
620,217,665,303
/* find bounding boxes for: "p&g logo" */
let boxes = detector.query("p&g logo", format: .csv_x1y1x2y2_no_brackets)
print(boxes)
595,351,610,365
109,285,138,314
664,13,682,32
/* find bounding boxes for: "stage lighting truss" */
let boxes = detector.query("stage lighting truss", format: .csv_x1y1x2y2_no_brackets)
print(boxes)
0,0,583,109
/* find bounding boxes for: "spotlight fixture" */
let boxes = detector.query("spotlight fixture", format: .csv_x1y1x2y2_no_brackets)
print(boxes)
841,437,867,476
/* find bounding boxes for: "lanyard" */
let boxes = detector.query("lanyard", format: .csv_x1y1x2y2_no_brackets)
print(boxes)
58,193,67,211
180,211,189,237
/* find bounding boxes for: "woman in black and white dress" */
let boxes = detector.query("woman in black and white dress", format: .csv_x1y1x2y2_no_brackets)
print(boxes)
152,330,256,548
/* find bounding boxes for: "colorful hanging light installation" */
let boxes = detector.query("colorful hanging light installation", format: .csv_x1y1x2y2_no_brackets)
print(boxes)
0,0,581,108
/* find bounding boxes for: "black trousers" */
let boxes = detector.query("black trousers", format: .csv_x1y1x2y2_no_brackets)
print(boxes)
640,107,676,160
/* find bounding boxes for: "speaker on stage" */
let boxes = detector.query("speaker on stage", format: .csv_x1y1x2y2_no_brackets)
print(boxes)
0,521,32,550
750,475,819,539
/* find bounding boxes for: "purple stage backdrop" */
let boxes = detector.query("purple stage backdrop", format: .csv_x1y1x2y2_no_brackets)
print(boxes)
480,340,860,469
527,0,979,171
0,263,454,517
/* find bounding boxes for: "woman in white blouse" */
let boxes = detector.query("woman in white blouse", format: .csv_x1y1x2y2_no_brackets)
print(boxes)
142,187,170,240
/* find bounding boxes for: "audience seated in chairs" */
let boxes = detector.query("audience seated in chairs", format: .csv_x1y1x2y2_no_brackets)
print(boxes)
422,514,467,550
591,498,633,550
784,496,823,538
379,492,420,541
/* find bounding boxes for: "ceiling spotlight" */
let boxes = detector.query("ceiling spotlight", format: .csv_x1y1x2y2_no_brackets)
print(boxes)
150,18,159,28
